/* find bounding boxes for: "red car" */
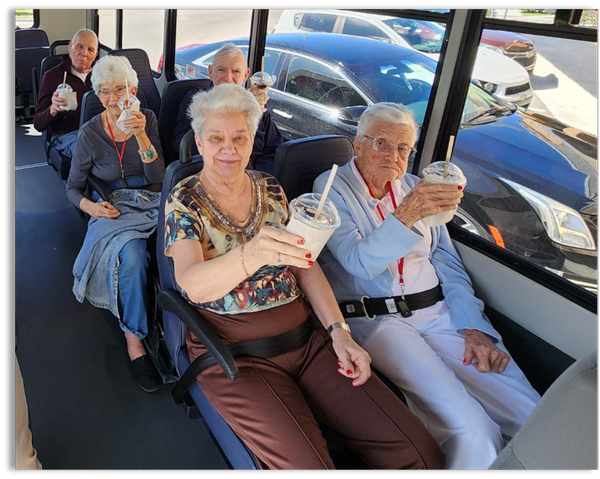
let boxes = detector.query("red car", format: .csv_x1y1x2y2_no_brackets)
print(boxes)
394,20,537,73
481,29,536,72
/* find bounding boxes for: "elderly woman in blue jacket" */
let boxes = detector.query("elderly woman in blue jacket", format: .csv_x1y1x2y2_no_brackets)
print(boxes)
314,102,540,469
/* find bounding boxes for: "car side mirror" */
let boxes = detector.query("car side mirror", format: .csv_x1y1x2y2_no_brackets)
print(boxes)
338,106,366,125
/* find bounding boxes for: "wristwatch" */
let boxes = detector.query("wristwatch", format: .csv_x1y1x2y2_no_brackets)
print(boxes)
327,322,351,336
138,144,157,163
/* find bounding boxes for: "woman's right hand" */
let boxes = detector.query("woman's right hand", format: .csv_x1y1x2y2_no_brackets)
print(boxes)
394,180,463,229
245,226,313,271
81,198,120,219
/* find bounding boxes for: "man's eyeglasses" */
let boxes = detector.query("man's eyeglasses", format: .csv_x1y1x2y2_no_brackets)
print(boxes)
98,86,128,99
363,135,416,158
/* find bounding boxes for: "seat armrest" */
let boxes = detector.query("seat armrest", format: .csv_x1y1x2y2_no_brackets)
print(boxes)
86,174,112,202
158,289,239,381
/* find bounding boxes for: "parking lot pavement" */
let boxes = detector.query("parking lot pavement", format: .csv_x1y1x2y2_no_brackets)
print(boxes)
527,34,597,135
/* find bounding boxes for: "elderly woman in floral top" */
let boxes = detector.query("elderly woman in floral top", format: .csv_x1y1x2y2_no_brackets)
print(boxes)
163,84,445,470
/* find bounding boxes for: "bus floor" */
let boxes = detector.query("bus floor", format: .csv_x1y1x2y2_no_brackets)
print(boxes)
15,120,229,469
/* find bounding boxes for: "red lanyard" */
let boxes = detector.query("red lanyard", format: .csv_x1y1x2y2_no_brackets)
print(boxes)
105,113,126,179
366,181,407,298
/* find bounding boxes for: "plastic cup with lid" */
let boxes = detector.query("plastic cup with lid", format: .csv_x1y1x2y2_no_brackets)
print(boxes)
285,193,341,259
421,161,467,227
56,83,78,111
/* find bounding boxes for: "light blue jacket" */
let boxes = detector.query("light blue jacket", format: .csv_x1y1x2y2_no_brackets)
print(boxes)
314,159,499,343
73,189,161,318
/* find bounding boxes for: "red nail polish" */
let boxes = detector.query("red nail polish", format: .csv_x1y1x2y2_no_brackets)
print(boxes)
298,239,305,244
457,185,463,190
308,261,314,267
305,253,312,259
346,369,352,375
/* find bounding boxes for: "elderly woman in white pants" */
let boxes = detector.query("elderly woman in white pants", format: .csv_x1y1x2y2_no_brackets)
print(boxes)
314,102,541,469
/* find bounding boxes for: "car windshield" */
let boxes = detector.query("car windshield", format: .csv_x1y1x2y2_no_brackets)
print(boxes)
346,54,436,123
346,53,514,125
382,18,444,54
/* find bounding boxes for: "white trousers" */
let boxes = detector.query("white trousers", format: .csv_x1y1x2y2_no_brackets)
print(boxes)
15,356,42,470
354,303,541,469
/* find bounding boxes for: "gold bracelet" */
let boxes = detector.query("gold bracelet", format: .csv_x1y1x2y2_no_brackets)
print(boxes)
240,243,251,278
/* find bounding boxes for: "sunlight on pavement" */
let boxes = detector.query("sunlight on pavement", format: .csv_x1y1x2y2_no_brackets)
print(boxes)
530,53,597,135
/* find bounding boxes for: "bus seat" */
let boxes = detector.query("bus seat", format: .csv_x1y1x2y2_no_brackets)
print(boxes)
490,351,597,470
15,28,49,48
272,135,354,200
158,79,211,166
16,46,50,118
37,54,66,167
179,129,199,164
156,156,261,469
110,48,161,118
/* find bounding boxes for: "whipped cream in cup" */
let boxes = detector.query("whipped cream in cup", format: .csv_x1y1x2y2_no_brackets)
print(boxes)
285,193,340,259
116,94,141,134
56,83,77,111
249,72,275,104
421,161,467,227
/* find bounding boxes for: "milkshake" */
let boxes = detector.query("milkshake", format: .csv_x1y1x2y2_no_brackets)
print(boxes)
116,94,141,134
285,193,340,259
249,72,274,105
56,83,77,111
421,161,467,227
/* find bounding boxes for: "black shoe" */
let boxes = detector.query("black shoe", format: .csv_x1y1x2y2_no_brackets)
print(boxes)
130,355,161,393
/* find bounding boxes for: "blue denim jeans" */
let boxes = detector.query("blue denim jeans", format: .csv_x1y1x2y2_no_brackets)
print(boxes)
52,130,79,157
90,191,150,339
117,238,150,339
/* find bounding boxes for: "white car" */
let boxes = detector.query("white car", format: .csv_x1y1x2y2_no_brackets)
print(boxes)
273,10,534,108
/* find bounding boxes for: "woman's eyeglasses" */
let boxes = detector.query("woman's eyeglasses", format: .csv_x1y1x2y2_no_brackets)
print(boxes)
363,135,416,158
98,86,128,99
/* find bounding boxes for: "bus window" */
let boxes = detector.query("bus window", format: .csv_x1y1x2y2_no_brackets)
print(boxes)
174,10,253,80
123,10,165,73
98,9,116,49
452,31,598,295
15,9,34,29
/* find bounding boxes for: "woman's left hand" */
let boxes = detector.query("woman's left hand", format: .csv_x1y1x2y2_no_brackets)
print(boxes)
463,329,511,373
124,110,146,137
331,329,372,387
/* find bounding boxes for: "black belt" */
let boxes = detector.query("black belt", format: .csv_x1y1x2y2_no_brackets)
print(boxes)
171,316,316,406
339,284,444,320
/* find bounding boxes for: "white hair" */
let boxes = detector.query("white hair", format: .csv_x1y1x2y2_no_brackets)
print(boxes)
71,28,98,46
213,43,247,66
357,102,418,146
188,83,262,137
91,55,139,94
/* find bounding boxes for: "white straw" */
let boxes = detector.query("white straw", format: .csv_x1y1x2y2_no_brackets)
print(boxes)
443,135,455,178
62,71,67,88
125,78,130,103
315,164,338,220
261,56,265,81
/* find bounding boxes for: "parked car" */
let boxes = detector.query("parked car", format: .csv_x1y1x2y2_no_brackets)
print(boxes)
272,10,534,108
174,34,597,291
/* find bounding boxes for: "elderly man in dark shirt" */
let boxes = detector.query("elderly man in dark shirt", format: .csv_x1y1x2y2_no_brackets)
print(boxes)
171,43,283,174
33,28,98,156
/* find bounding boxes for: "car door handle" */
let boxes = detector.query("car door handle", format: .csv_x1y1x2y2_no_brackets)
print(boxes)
272,109,293,119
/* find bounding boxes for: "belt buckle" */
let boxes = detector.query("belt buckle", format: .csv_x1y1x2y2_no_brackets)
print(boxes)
360,295,377,321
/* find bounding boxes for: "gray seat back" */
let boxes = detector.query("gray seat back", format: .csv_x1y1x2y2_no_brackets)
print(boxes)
490,351,597,470
16,46,50,94
15,28,49,48
272,135,354,201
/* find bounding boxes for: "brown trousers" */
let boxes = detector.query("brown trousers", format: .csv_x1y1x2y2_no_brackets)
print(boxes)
187,299,445,470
